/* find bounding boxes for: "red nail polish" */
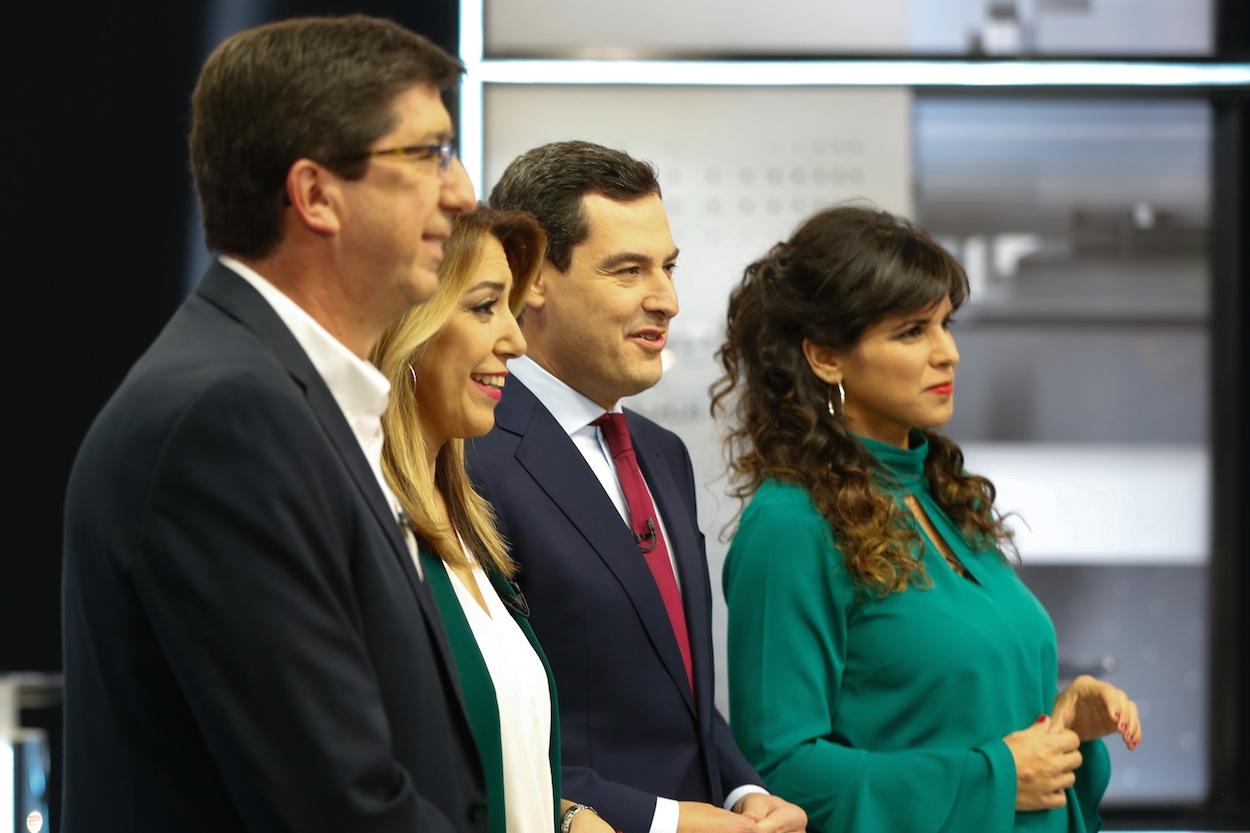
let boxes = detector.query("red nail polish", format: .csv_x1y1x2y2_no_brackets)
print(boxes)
1036,715,1048,724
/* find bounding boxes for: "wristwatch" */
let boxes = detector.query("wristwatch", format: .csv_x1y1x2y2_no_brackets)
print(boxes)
560,803,597,833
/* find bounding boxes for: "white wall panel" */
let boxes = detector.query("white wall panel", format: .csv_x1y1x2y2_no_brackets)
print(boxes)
484,0,1212,57
485,84,912,328
487,0,908,56
964,444,1209,564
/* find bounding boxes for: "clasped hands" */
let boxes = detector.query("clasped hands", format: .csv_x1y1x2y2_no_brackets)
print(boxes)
1004,675,1141,812
570,794,807,833
676,793,807,833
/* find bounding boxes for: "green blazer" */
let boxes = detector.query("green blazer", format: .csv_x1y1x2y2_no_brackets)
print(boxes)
422,550,563,833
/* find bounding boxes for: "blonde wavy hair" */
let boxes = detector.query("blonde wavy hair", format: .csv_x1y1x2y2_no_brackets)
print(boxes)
373,207,546,575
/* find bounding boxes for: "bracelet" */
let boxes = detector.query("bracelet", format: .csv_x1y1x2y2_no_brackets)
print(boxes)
560,803,597,833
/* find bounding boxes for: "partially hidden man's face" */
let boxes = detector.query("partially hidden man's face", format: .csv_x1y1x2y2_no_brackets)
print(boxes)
526,192,679,410
337,82,476,316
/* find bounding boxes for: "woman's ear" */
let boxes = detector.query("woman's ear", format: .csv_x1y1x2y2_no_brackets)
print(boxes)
801,338,843,385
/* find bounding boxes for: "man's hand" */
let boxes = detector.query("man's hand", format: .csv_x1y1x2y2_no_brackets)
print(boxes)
1052,674,1142,749
734,793,807,833
677,800,759,833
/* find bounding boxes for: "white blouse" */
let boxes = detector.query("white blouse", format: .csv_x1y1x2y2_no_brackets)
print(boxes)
445,548,554,833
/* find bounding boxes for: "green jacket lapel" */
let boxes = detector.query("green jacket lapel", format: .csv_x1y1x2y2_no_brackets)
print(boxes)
423,549,564,833
487,571,563,829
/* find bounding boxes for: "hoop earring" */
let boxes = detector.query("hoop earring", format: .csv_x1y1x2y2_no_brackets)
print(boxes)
408,364,418,385
827,382,844,418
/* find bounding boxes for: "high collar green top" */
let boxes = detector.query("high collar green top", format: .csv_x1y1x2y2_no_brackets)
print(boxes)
723,432,1110,833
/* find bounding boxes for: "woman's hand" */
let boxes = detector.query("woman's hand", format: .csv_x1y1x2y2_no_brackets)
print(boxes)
561,801,619,833
569,808,617,833
1003,717,1083,811
1052,674,1141,749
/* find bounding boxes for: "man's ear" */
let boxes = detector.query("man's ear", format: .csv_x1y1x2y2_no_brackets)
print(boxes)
801,338,843,385
285,159,342,236
525,259,559,312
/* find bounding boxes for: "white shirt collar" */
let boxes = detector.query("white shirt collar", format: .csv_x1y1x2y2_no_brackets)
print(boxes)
509,355,621,437
218,256,391,423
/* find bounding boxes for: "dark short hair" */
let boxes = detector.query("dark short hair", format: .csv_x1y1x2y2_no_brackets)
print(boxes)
488,140,660,271
190,15,462,259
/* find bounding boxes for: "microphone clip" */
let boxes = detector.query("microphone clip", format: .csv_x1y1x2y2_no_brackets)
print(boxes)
502,580,531,619
634,517,658,553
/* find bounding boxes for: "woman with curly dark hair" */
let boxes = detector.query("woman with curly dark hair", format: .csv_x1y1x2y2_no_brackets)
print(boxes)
713,205,1140,833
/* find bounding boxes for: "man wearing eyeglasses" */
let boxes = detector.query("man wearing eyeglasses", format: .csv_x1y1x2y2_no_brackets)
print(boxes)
62,16,481,833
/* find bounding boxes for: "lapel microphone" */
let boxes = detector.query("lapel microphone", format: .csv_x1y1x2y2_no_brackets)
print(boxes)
634,517,658,553
502,580,531,619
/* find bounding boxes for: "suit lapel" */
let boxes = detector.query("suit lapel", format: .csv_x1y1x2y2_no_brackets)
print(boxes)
194,264,464,694
499,381,697,717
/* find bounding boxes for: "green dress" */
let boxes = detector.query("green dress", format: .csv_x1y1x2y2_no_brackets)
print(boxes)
722,433,1110,833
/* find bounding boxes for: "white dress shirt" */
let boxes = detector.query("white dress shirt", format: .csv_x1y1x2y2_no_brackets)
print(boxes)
508,356,765,833
446,540,554,833
220,256,422,578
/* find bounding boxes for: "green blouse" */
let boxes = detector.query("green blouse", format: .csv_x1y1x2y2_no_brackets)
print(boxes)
722,433,1110,833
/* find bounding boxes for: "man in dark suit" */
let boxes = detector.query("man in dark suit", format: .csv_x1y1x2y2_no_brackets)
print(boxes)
62,17,486,833
469,141,808,833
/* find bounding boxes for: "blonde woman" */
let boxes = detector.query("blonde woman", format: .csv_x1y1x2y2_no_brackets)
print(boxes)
374,207,611,833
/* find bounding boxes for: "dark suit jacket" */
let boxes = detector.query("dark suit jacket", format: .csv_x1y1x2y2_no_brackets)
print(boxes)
467,378,760,833
62,262,487,833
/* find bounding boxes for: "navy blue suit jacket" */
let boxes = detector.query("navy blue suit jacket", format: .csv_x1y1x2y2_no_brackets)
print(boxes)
62,263,487,833
467,378,760,833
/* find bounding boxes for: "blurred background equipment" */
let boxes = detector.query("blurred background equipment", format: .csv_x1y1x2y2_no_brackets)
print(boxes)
0,676,60,833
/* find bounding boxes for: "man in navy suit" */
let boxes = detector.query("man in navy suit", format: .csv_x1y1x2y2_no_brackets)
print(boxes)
62,17,486,833
469,141,808,833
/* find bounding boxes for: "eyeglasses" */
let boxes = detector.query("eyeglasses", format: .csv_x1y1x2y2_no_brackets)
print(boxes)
342,138,456,173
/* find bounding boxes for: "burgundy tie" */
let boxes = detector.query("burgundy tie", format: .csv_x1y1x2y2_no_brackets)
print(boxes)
593,412,695,695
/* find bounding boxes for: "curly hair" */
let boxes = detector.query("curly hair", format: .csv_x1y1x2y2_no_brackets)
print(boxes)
711,204,1015,596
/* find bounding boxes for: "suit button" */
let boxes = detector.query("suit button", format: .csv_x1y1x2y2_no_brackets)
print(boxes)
469,801,488,823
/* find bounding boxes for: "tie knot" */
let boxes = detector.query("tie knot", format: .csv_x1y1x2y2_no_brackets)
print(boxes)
592,412,633,457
